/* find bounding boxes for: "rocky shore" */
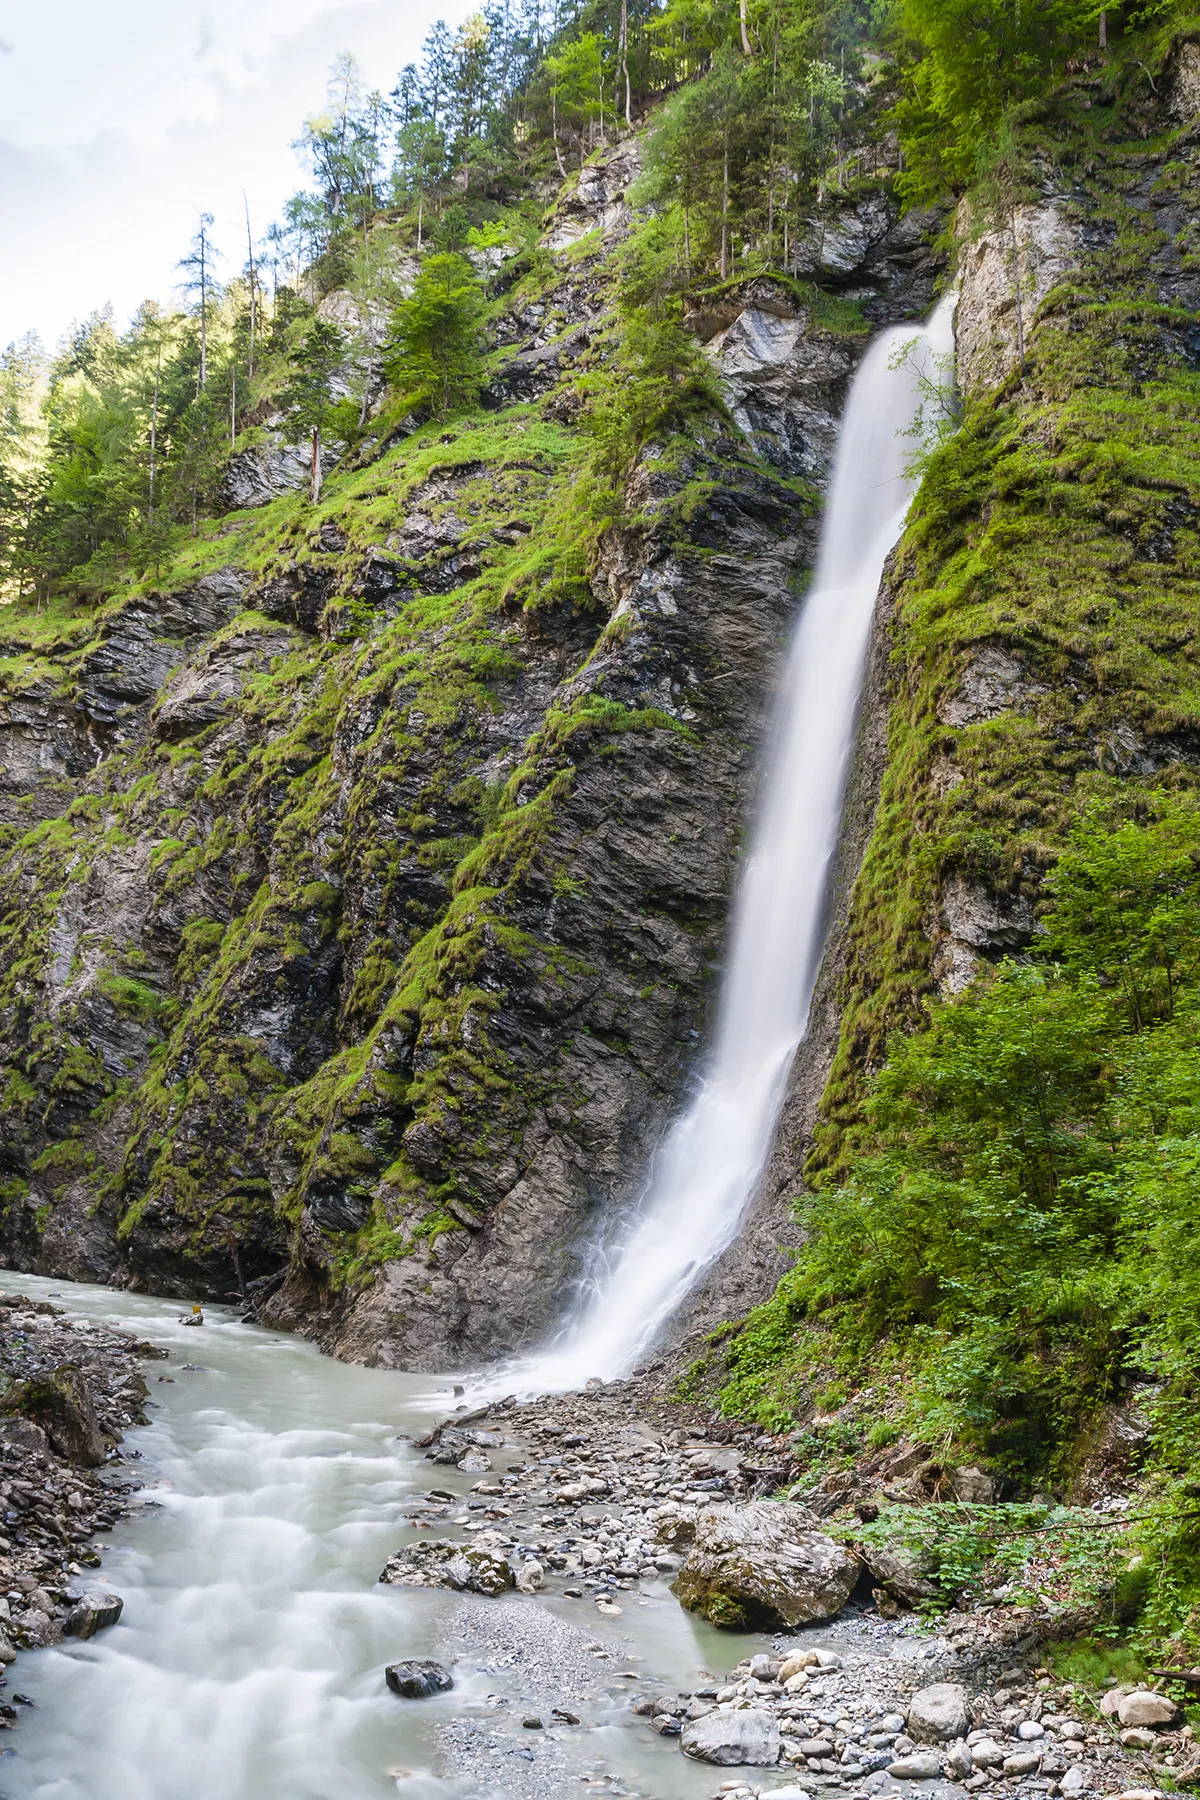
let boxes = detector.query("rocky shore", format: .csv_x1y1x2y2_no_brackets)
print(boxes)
381,1383,1197,1800
0,1287,160,1720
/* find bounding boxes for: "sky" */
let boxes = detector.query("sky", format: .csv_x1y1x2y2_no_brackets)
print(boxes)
0,0,476,352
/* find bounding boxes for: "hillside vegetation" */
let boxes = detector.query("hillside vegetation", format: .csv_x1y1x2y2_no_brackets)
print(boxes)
3,0,1200,1667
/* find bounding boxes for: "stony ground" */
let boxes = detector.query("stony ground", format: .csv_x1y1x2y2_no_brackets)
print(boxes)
0,1288,162,1722
385,1384,1198,1800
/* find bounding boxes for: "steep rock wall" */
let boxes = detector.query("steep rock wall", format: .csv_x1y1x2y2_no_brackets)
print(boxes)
677,48,1200,1353
0,152,940,1368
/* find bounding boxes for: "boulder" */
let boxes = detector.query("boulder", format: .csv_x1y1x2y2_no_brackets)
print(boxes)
12,1365,106,1466
385,1659,453,1699
948,1466,995,1503
680,1707,781,1766
672,1502,859,1630
907,1684,971,1745
64,1591,123,1639
1117,1691,1177,1729
379,1540,512,1597
862,1544,938,1607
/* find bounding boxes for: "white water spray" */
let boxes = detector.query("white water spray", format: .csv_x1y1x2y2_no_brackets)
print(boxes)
489,296,957,1396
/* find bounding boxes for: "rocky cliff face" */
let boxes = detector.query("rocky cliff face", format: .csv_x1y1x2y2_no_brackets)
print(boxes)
670,44,1200,1350
0,149,940,1367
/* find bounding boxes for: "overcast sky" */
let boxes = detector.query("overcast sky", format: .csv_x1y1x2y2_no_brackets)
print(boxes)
0,0,475,352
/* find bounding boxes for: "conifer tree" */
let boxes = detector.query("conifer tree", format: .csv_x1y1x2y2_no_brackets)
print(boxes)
386,254,485,421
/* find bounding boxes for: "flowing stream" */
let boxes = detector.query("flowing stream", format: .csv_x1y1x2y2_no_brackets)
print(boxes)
0,1272,741,1800
492,297,957,1395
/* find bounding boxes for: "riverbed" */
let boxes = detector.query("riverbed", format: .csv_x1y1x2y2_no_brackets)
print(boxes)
0,1271,748,1800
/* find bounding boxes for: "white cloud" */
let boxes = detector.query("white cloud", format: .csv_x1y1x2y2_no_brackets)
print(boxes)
0,0,476,349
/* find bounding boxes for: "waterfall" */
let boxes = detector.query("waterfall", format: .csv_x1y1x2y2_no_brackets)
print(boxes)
487,295,957,1397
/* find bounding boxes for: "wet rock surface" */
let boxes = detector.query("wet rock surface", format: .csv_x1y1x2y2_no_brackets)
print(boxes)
385,1388,1196,1800
0,1288,160,1725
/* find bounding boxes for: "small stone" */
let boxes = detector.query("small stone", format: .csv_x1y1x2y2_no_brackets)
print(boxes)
596,1599,622,1617
1099,1691,1126,1719
889,1753,944,1779
522,1715,543,1729
1002,1751,1042,1776
63,1592,123,1639
1018,1721,1046,1740
652,1715,682,1736
1058,1769,1089,1798
1117,1693,1177,1730
385,1659,453,1699
1120,1729,1158,1751
969,1740,1004,1768
946,1741,974,1779
515,1560,544,1593
681,1708,782,1766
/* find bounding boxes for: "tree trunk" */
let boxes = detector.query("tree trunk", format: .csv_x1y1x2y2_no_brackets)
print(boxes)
310,427,322,505
149,358,159,520
551,86,567,178
720,133,730,281
619,0,632,129
1099,9,1107,49
739,0,752,56
244,192,257,381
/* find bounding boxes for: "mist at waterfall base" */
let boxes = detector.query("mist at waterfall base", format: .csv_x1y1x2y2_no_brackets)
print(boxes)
486,296,958,1398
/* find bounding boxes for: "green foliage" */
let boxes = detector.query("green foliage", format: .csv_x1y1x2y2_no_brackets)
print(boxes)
726,799,1200,1493
385,253,486,421
855,1500,1130,1615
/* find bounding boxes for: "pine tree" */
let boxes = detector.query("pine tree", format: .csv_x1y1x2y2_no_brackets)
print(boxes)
386,254,485,422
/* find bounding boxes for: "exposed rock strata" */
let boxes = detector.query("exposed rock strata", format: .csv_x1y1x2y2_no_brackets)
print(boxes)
0,144,941,1368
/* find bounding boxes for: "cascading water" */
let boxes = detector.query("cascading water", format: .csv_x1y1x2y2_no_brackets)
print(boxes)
490,295,957,1396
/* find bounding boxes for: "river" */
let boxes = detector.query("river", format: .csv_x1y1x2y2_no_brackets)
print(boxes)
0,1271,747,1800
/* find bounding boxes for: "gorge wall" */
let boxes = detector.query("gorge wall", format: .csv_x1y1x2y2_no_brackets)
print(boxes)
0,153,938,1368
3,33,1197,1386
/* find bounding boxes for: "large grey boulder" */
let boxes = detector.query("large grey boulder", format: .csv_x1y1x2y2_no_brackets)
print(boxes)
1117,1690,1177,1729
680,1706,781,1766
672,1501,859,1630
907,1684,971,1745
